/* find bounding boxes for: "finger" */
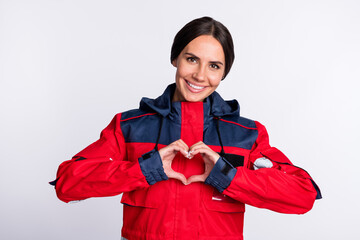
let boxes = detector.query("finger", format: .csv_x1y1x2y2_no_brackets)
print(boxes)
159,145,177,160
174,140,190,156
171,139,188,150
172,140,190,154
170,141,192,158
176,139,189,150
189,141,206,150
160,144,187,159
190,147,219,163
189,142,211,155
187,174,207,184
185,142,203,159
163,139,188,152
172,172,187,185
166,169,187,185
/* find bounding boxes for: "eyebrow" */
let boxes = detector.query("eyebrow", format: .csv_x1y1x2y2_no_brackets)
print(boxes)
185,52,224,66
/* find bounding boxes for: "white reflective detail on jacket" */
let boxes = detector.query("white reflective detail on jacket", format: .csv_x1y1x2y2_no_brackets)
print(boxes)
254,157,273,170
68,200,83,204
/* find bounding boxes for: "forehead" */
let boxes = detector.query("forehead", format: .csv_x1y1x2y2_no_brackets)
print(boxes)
183,35,225,61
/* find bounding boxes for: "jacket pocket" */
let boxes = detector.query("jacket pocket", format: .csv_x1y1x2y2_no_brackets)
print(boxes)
121,180,168,208
202,185,245,213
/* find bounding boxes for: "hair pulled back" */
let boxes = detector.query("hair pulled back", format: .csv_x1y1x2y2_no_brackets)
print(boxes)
170,16,235,80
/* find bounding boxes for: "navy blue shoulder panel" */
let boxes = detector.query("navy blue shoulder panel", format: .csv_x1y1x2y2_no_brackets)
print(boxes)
223,115,257,129
120,109,181,145
121,108,153,121
120,108,257,150
204,116,258,150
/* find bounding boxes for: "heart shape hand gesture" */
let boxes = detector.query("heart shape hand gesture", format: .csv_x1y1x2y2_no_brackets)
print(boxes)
158,139,220,185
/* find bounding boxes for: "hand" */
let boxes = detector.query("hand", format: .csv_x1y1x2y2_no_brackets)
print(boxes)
158,139,189,185
186,141,220,185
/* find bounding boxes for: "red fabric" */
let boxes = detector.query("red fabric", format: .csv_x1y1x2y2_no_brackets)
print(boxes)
120,102,245,239
223,121,318,214
54,114,150,203
53,106,317,239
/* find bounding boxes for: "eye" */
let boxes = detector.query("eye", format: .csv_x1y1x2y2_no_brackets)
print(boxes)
187,57,197,63
210,63,220,69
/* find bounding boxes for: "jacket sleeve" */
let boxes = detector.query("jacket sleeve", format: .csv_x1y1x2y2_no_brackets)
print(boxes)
50,113,168,203
205,121,321,214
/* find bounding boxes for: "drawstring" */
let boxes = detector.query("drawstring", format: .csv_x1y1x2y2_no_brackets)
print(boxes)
215,117,226,157
155,116,224,156
154,116,164,151
216,117,242,172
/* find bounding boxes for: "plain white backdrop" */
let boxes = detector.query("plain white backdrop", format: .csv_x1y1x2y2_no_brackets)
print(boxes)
1,0,359,239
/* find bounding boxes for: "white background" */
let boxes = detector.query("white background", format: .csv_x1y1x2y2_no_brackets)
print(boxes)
1,0,359,239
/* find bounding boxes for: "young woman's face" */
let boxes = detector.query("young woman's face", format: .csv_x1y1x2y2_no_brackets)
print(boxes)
172,35,225,102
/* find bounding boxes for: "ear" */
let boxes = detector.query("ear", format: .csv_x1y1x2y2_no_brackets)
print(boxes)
171,58,178,67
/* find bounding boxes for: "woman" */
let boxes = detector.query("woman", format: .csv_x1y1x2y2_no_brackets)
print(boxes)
51,17,321,240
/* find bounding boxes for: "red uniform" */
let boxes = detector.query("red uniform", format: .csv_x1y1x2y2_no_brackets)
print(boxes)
51,84,321,240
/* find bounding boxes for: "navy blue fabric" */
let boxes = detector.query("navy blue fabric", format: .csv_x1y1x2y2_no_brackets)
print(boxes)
203,119,258,150
221,153,245,168
74,156,86,161
309,179,322,200
120,112,161,144
136,83,258,149
140,83,240,118
49,178,58,186
140,85,176,117
120,111,181,145
138,149,168,185
222,114,257,128
119,84,323,198
122,83,260,189
205,157,237,193
121,108,153,120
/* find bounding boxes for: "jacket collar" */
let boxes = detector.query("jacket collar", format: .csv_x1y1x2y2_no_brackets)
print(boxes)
139,83,240,118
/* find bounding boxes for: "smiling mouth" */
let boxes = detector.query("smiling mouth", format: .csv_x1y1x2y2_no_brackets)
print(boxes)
186,80,206,90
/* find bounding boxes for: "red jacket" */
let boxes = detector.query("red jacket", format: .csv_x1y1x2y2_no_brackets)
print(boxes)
51,84,321,240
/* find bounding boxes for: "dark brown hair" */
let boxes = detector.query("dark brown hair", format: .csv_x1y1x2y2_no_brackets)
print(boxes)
170,16,235,80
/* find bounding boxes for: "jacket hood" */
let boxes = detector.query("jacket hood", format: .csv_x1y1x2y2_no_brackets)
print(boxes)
139,83,240,117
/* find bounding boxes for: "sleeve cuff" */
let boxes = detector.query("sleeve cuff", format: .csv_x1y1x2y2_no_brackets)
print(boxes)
205,156,237,193
138,149,168,185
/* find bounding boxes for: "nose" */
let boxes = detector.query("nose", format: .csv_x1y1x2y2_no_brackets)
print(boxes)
192,64,206,82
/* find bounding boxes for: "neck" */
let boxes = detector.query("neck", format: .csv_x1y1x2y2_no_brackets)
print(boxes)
172,87,185,102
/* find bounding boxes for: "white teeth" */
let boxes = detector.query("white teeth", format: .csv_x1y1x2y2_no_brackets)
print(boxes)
187,81,205,90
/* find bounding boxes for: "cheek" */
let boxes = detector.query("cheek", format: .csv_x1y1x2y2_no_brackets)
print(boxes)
208,74,222,87
177,62,194,78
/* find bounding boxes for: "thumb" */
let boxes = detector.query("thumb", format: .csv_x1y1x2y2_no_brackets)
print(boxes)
187,174,207,185
166,169,187,185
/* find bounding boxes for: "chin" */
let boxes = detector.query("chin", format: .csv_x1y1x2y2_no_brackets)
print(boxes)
184,93,206,102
